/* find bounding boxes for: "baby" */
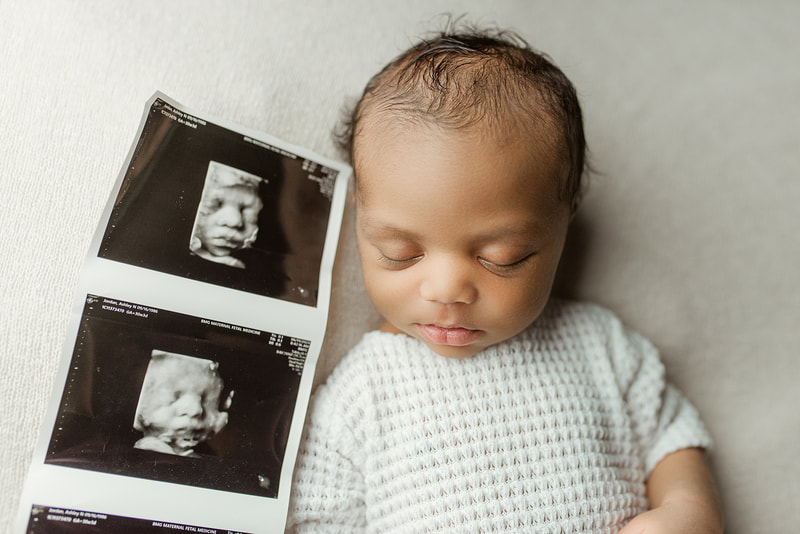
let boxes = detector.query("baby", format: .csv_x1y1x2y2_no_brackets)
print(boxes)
289,26,723,533
133,350,233,457
190,161,264,269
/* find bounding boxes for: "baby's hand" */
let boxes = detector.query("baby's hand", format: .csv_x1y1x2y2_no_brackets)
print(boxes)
618,498,723,534
625,448,723,534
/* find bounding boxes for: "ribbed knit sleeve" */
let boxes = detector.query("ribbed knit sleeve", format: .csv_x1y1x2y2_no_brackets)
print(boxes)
598,307,712,474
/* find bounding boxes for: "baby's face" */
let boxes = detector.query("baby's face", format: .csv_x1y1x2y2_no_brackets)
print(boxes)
194,170,262,258
354,121,572,359
134,352,230,455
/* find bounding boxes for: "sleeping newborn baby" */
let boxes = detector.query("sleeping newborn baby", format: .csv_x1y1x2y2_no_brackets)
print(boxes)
133,350,233,457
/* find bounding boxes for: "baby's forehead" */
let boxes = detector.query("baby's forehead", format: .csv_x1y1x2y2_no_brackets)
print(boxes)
145,354,222,387
151,368,219,388
213,169,250,187
354,116,566,185
205,183,259,200
207,162,262,189
358,101,561,148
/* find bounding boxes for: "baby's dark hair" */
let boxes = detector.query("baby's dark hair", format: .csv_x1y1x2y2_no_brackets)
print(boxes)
337,21,588,207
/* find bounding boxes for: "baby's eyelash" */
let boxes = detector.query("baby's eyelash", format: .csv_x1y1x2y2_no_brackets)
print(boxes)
478,253,535,275
377,252,423,269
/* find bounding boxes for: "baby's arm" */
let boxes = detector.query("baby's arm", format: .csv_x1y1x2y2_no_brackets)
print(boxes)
619,447,723,534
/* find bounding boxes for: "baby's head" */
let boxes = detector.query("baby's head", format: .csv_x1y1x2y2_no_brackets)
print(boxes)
133,351,233,457
345,25,587,358
190,161,263,269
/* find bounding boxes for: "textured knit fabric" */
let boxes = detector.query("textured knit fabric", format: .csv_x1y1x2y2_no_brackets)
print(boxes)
288,301,711,533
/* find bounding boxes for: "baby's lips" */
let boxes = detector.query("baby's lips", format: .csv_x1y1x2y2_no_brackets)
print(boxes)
416,324,483,346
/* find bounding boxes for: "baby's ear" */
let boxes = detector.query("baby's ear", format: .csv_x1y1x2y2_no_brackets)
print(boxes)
222,390,234,410
568,197,580,221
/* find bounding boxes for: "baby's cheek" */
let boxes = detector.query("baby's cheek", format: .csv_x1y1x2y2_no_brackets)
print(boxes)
243,209,260,223
147,405,180,428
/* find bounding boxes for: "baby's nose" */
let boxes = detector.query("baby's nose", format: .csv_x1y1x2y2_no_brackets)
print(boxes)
419,255,478,305
174,393,204,417
216,205,244,228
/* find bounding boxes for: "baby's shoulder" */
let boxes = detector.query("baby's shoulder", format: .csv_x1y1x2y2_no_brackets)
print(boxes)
538,299,661,387
534,298,628,340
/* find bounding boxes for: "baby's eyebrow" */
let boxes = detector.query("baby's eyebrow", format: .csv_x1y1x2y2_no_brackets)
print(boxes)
358,218,422,241
360,217,548,245
475,224,544,241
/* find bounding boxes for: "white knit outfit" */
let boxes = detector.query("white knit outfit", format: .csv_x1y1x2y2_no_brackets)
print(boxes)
288,301,711,533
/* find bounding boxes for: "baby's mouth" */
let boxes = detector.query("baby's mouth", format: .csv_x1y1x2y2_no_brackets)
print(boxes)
415,324,483,346
171,427,204,448
176,436,199,447
209,235,244,249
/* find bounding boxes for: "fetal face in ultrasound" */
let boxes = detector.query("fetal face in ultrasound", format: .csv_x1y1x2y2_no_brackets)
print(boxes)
133,351,234,457
189,162,264,269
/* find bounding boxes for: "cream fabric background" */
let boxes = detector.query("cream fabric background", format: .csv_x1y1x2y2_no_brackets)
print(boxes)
1,1,798,532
